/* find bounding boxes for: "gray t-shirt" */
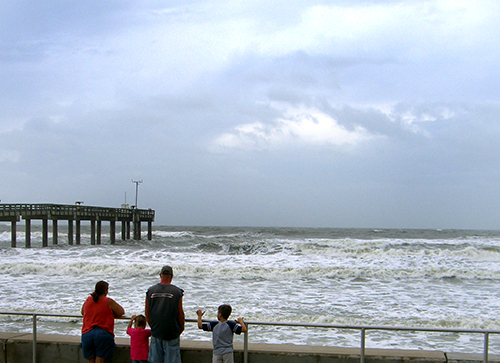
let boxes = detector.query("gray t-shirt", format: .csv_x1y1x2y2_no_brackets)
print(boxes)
146,283,184,341
202,320,242,356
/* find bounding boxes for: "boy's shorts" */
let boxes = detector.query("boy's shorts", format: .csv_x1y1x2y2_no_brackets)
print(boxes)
81,326,115,359
213,352,234,363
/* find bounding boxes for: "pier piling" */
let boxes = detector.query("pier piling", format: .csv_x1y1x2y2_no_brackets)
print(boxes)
25,219,31,248
68,220,73,245
110,221,115,245
76,220,81,245
11,220,16,248
53,220,58,245
42,219,48,247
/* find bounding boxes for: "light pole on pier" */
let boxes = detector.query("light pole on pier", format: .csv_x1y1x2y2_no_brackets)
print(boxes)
131,179,143,240
131,179,143,209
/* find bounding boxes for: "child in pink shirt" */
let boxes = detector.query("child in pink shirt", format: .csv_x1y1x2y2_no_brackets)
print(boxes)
127,314,152,363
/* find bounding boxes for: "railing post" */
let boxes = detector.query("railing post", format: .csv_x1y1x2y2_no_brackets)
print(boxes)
360,328,366,363
33,314,37,363
244,324,249,363
483,332,489,363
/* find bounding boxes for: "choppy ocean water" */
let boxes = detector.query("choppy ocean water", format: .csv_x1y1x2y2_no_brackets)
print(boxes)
1,225,500,353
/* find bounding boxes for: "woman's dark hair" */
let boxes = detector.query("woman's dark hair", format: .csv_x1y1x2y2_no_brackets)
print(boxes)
91,281,109,303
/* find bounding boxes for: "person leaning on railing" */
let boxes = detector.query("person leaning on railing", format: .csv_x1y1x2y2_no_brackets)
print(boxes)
81,281,125,363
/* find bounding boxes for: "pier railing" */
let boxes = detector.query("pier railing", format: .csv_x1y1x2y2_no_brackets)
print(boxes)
1,311,500,363
0,203,155,220
0,203,155,245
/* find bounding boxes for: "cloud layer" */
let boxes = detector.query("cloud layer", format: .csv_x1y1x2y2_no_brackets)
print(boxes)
1,0,500,229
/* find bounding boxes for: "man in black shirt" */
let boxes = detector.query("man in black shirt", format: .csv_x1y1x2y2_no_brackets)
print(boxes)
145,265,185,363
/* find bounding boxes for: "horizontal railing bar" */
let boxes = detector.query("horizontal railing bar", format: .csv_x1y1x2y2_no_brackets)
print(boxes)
0,312,124,319
235,320,500,334
2,311,500,335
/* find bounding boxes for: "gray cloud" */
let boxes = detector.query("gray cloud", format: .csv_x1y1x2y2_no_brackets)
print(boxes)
1,0,500,229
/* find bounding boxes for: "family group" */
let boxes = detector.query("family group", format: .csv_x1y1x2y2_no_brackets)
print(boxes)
81,265,247,363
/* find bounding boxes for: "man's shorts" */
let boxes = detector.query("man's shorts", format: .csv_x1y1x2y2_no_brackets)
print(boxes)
148,336,181,363
81,326,115,360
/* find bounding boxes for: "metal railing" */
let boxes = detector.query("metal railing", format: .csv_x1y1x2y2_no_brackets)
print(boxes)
240,320,500,363
0,203,155,220
1,311,500,363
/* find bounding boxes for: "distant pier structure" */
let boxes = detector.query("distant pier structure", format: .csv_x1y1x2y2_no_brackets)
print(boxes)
0,204,155,247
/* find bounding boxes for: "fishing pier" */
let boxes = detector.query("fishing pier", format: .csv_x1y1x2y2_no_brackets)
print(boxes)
0,204,155,247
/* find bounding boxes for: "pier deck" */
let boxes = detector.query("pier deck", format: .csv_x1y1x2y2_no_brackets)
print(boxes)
0,204,155,247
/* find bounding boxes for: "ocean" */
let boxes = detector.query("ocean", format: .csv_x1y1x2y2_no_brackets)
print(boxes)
1,225,500,354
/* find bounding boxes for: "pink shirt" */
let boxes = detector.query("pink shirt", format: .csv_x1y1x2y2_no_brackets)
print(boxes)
127,327,152,360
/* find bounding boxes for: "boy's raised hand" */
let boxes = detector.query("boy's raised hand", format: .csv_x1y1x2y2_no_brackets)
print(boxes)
236,317,247,332
196,309,205,329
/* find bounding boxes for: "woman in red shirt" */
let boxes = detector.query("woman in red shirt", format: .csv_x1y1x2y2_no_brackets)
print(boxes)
81,281,125,363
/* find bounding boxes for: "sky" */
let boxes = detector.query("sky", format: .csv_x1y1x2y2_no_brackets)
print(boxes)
1,0,500,229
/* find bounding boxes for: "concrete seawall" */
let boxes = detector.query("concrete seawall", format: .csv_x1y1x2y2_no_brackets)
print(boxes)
0,332,497,363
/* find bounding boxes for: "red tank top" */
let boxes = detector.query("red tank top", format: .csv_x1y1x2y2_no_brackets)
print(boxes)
82,296,115,335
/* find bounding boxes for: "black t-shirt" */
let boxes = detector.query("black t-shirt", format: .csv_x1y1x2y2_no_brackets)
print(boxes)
146,283,184,340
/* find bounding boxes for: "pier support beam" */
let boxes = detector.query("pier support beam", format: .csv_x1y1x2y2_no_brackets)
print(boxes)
127,221,130,239
68,220,73,245
42,219,48,247
97,220,101,245
110,221,116,245
11,220,16,248
90,220,96,245
148,220,152,241
121,221,126,240
52,220,58,245
25,219,31,248
133,221,141,240
75,220,81,245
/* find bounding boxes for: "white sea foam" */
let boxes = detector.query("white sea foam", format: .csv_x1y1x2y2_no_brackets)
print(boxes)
153,231,196,238
1,226,500,353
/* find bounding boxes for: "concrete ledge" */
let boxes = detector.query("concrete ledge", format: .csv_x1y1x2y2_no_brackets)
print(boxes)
232,342,446,363
0,332,494,363
447,352,500,363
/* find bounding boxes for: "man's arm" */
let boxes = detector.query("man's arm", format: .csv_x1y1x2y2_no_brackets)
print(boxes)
178,296,185,333
145,297,150,326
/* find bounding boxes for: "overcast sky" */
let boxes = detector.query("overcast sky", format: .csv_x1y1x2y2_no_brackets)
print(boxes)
1,0,500,229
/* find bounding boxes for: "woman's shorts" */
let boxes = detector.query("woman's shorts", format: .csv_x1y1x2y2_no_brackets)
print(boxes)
81,326,115,359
